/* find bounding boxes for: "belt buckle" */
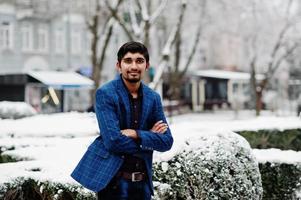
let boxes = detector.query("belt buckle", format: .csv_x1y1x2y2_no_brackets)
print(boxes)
131,172,141,182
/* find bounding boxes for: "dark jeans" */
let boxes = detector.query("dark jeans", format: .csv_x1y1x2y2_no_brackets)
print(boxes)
97,176,151,200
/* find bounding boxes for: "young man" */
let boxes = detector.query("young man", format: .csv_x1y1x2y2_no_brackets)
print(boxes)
71,41,173,200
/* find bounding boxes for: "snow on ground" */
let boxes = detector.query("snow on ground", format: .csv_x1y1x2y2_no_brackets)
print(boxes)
0,110,300,186
253,148,301,164
0,112,98,138
0,136,93,184
0,101,37,119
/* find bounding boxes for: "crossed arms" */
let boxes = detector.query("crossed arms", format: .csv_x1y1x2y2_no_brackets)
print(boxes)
95,89,173,154
121,120,168,139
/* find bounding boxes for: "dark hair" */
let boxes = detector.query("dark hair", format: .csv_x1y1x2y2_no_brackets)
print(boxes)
117,41,149,63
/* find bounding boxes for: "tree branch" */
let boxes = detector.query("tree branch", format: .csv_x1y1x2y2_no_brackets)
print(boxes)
268,23,290,70
174,1,187,72
138,0,150,21
180,0,207,78
180,24,202,78
105,0,135,41
149,0,168,24
269,41,300,77
149,27,178,89
129,0,141,37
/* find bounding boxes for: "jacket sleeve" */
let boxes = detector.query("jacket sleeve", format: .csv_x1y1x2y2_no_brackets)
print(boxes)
137,93,173,152
95,88,141,154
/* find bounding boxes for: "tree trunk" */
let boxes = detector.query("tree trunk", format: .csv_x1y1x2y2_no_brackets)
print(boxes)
90,22,114,106
89,9,100,107
88,0,123,107
255,89,263,116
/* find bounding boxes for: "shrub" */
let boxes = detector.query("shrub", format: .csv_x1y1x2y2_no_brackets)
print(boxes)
0,154,20,163
237,129,301,151
259,162,301,199
153,131,263,200
0,147,20,163
0,178,95,200
238,128,301,199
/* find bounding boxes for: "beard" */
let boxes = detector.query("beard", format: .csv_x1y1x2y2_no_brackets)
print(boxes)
125,77,140,83
123,71,141,83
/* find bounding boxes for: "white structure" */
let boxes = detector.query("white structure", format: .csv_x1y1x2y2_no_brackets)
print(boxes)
190,70,264,111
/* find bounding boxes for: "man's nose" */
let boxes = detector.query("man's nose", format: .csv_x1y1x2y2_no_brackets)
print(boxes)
130,61,139,69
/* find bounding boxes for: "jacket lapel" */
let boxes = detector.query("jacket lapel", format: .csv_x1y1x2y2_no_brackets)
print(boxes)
116,76,131,128
140,84,151,129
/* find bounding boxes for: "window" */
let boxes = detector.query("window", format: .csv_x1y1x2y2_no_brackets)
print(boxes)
21,23,33,51
71,30,81,54
0,22,13,50
37,25,49,52
233,83,239,93
55,28,65,54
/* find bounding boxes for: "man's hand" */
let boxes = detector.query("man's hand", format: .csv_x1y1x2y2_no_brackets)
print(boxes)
121,120,168,139
121,129,138,139
151,120,168,134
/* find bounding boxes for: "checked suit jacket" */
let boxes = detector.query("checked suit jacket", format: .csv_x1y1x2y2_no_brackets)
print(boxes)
71,75,173,193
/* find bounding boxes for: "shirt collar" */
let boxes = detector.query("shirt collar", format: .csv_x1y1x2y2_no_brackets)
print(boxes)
120,74,143,98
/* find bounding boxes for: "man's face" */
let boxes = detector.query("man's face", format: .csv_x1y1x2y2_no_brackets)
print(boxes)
117,52,149,83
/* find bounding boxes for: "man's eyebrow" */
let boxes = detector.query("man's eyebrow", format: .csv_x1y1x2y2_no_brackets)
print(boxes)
123,57,145,59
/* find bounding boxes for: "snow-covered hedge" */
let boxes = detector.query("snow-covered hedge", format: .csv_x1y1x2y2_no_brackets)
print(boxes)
238,129,301,151
239,129,301,199
153,131,263,200
259,162,301,199
0,101,37,119
0,178,94,200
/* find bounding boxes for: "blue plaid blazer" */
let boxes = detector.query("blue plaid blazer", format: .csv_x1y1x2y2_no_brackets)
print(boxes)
71,75,173,193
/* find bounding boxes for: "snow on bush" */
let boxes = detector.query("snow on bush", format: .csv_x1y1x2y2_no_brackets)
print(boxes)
259,162,301,199
0,101,37,119
153,131,263,200
0,178,95,200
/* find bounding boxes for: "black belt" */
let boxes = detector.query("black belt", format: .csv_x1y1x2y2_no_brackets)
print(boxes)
116,171,146,182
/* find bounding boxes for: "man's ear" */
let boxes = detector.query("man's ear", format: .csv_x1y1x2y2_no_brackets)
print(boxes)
146,62,150,71
116,62,121,73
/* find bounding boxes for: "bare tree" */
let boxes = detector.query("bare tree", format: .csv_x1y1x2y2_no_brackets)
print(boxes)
106,0,168,83
106,0,168,46
150,0,207,93
167,1,205,101
84,0,124,105
106,0,207,107
245,0,300,115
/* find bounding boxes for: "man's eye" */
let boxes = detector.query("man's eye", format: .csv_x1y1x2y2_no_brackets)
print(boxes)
123,59,132,64
136,59,145,64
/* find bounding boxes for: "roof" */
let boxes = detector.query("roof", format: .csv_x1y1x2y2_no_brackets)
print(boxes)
0,74,28,85
192,70,265,80
27,71,94,89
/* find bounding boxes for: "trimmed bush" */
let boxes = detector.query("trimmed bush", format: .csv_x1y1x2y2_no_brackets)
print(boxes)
153,131,263,200
259,162,301,199
0,147,20,163
238,128,301,199
0,178,95,200
237,129,301,151
0,154,20,163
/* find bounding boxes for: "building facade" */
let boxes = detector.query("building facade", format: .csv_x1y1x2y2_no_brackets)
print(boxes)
0,1,101,112
0,2,92,74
